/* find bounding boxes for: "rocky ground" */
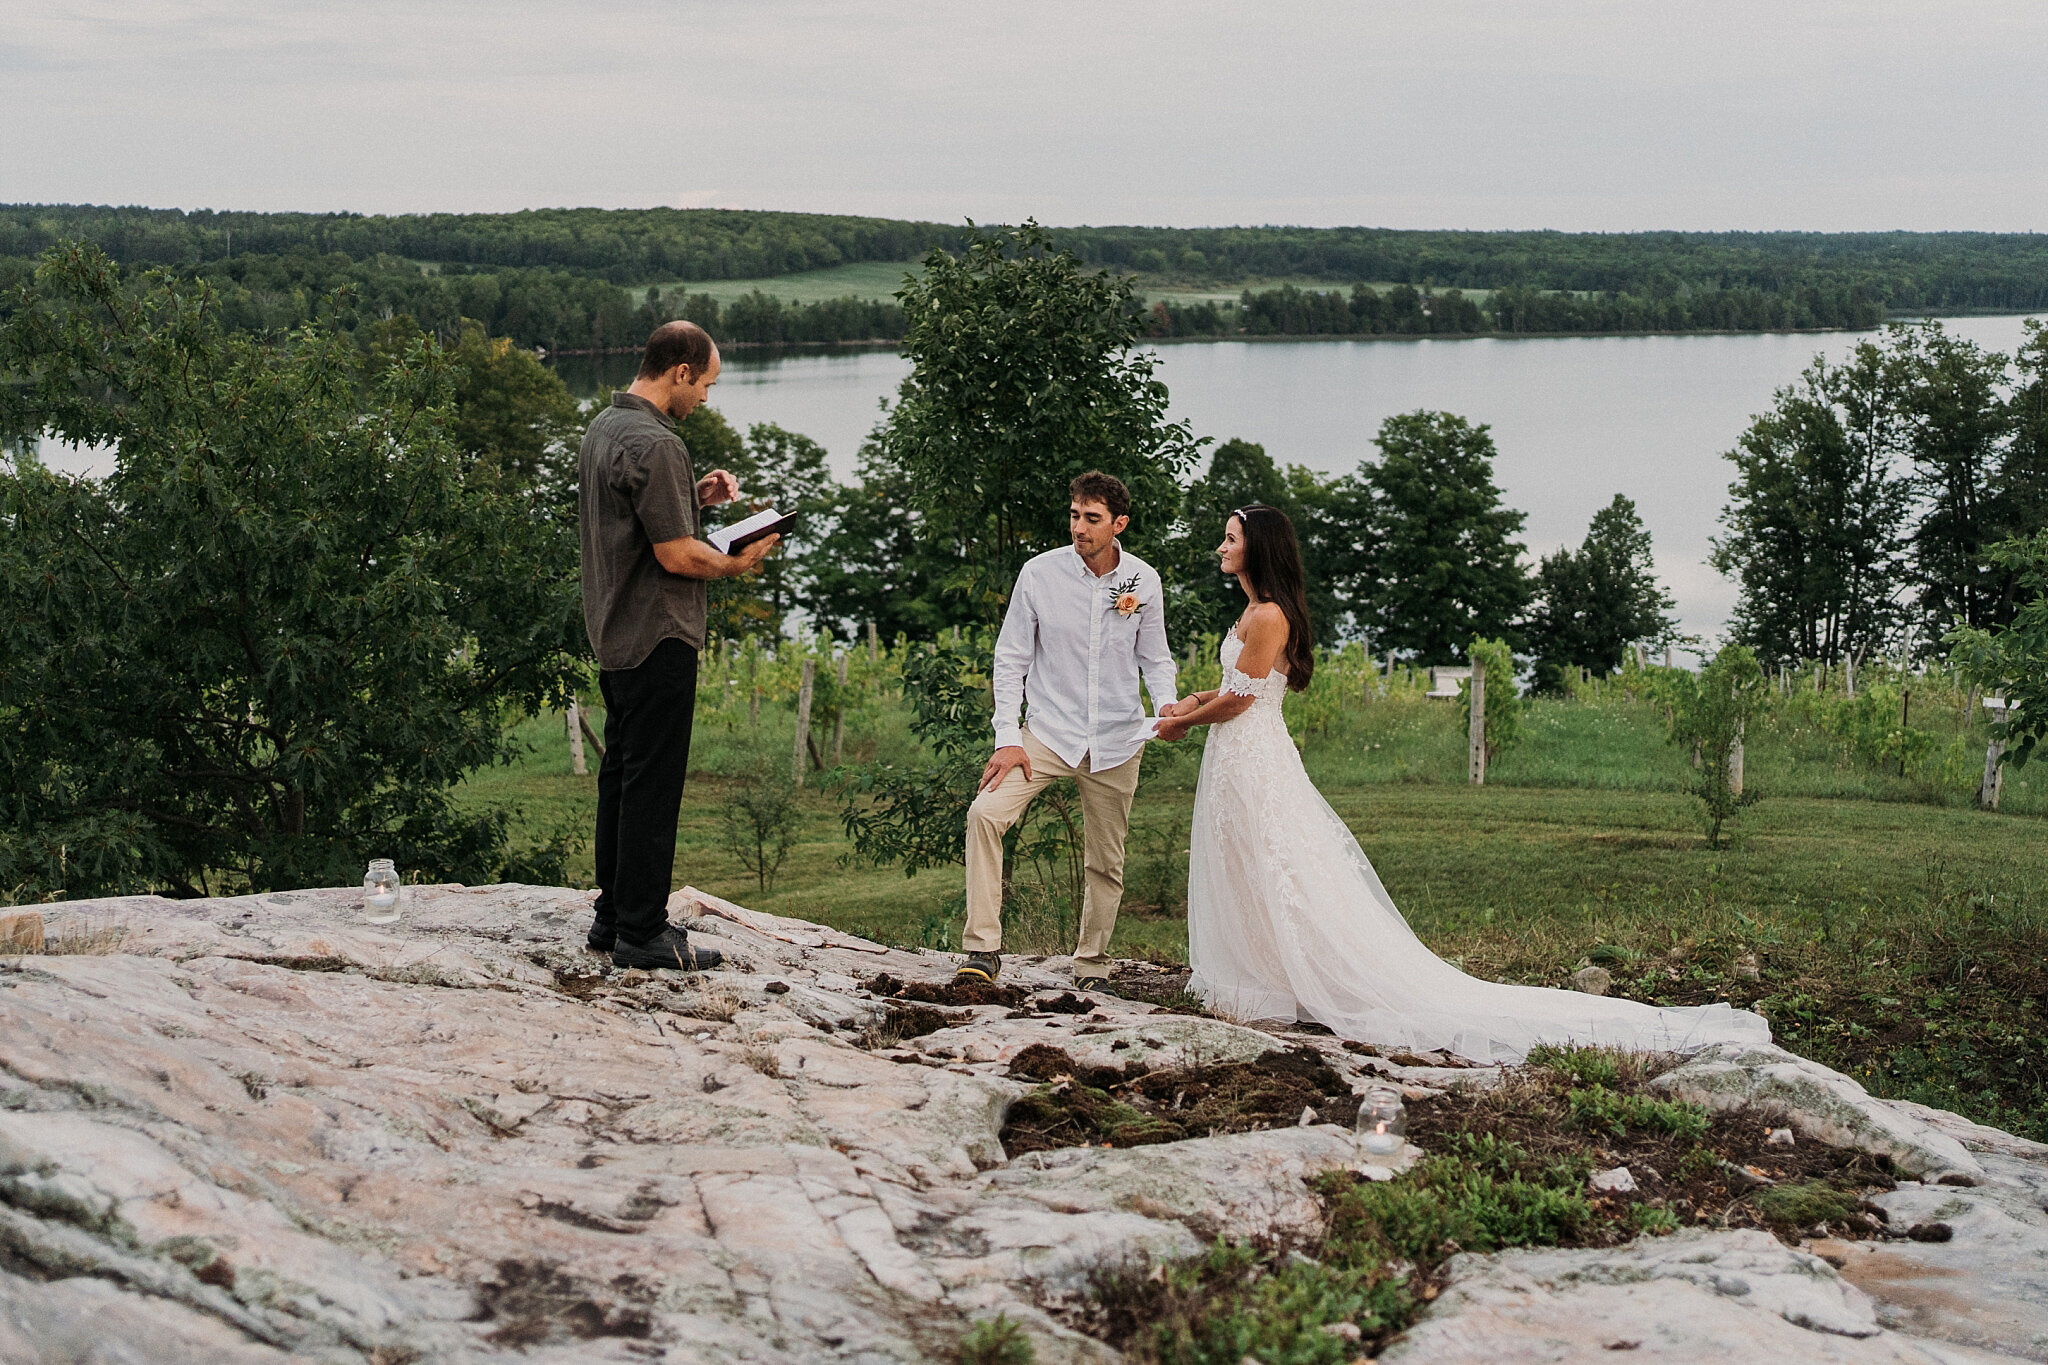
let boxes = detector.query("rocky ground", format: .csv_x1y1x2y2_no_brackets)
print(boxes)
1,884,2044,1364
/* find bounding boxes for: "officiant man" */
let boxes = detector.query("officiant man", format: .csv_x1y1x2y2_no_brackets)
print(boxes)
579,320,778,970
958,472,1179,988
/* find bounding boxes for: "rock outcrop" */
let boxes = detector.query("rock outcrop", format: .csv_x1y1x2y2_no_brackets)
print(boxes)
2,884,2043,1363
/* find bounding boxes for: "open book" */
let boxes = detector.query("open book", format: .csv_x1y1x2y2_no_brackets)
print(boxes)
708,507,797,555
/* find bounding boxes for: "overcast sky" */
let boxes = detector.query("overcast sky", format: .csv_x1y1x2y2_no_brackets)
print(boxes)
6,1,2045,230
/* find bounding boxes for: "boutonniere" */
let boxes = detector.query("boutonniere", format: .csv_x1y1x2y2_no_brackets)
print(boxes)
1108,572,1142,617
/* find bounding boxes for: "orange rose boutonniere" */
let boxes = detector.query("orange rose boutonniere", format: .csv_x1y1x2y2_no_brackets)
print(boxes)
1109,572,1142,618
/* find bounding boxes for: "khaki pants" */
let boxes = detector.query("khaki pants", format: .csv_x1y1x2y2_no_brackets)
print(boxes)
963,728,1143,966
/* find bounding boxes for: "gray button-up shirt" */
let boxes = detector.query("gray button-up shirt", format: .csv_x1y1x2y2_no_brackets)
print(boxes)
578,392,704,669
992,544,1178,770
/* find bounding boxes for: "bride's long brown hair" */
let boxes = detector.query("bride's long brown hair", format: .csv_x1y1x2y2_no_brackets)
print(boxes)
1231,505,1315,691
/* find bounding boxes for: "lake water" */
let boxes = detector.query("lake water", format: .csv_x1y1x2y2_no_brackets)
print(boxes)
555,317,2043,650
35,317,2042,651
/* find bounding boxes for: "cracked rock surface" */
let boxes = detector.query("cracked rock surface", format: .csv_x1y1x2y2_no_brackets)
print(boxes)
2,884,2044,1363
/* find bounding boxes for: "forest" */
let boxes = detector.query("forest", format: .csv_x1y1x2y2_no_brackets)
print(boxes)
3,203,2045,353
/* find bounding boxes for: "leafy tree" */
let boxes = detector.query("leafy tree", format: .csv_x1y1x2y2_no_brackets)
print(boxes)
443,321,583,487
0,245,582,901
1348,412,1530,662
1889,324,2014,638
1710,345,1912,664
875,221,1203,621
804,440,973,643
1666,645,1768,848
1524,495,1678,691
1947,532,2048,772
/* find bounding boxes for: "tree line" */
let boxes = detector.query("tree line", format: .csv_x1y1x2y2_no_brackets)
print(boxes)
8,203,2048,337
1151,281,1884,337
0,204,963,284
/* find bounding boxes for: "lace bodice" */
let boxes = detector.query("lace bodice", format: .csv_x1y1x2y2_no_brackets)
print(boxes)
1218,631,1288,709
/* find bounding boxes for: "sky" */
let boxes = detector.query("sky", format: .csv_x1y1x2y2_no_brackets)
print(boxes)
5,0,2047,232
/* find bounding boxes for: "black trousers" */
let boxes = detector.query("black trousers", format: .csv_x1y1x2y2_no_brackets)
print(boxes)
591,637,698,946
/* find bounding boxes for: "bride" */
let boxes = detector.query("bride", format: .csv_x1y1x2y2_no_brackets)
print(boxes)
1151,505,1769,1064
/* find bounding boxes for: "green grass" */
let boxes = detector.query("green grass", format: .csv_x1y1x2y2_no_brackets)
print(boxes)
458,671,2048,1137
639,260,926,306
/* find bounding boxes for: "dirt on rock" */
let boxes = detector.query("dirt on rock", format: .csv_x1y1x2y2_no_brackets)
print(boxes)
1000,1043,1358,1154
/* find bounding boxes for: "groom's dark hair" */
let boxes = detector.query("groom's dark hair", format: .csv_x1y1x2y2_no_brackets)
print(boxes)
638,320,717,380
1069,471,1131,521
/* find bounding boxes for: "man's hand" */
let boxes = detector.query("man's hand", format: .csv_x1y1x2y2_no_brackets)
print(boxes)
979,745,1032,792
1153,714,1193,743
1158,698,1196,719
696,469,741,507
727,533,779,576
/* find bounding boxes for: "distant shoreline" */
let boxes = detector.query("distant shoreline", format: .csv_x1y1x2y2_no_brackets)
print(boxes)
542,310,2040,361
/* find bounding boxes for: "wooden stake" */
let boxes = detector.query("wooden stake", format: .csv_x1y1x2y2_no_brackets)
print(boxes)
1728,720,1744,796
792,656,816,786
1900,688,1912,775
747,644,760,729
832,652,848,766
867,620,879,663
567,698,587,776
1467,660,1486,786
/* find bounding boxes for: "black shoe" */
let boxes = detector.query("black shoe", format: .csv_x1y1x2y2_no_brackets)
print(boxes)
611,924,723,971
1073,968,1111,990
586,924,616,953
955,951,1002,983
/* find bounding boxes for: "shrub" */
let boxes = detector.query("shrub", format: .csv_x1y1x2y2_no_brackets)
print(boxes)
958,1313,1034,1365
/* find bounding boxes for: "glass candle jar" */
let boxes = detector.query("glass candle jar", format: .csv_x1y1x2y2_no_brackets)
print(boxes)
362,858,403,924
1356,1086,1406,1156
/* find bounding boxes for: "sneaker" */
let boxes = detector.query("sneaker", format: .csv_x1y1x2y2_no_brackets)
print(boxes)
954,951,1002,983
1073,966,1112,990
586,924,616,954
611,924,723,972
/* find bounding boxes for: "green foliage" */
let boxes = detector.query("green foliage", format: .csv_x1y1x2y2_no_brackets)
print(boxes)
1566,1086,1710,1141
1753,1179,1861,1230
870,222,1203,619
1710,341,1913,664
1526,1044,1622,1089
1461,637,1525,761
1334,1134,1595,1264
957,1314,1034,1365
1526,495,1678,691
1666,645,1769,847
1891,325,2018,636
720,769,800,891
836,633,990,875
0,244,583,899
1348,413,1530,662
1948,530,2048,770
1630,1204,1682,1235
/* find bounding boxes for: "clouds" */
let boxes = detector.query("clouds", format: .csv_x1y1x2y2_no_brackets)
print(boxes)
3,0,2042,229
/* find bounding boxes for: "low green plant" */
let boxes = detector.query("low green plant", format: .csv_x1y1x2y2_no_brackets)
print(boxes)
1329,1134,1594,1264
1666,644,1768,847
1461,636,1526,763
1631,1203,1681,1235
1527,1043,1622,1089
720,769,801,891
1679,1144,1723,1181
957,1313,1035,1365
1566,1086,1710,1141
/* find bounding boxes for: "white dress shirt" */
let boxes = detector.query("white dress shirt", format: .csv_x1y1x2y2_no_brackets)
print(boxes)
991,543,1178,770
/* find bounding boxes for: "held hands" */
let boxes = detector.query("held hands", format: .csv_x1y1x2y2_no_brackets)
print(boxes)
1153,714,1193,743
979,745,1033,792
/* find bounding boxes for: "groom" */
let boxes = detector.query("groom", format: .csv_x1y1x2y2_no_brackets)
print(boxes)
957,472,1179,987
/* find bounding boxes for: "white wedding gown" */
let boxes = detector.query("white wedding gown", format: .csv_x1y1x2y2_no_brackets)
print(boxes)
1186,633,1771,1064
